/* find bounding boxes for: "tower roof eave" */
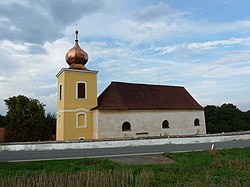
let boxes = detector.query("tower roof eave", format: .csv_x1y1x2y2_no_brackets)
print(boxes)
56,68,98,77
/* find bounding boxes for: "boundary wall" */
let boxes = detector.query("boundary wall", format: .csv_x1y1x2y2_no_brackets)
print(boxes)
1,133,249,152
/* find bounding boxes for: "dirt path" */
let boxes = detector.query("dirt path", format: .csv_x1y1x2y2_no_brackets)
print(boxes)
107,154,175,165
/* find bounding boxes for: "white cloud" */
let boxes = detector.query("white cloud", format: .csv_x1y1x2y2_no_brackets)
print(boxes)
133,2,184,22
0,38,72,114
155,37,250,55
1,0,250,114
72,2,250,46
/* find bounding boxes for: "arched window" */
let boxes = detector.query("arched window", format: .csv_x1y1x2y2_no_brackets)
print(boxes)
162,120,169,129
194,118,200,126
122,121,131,131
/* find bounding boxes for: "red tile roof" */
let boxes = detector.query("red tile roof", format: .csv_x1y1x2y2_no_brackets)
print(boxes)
97,82,203,110
0,128,5,142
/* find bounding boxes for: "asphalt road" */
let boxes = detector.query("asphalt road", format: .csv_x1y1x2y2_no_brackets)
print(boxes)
0,140,249,162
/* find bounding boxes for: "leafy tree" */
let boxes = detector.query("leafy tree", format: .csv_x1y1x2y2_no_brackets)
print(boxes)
4,95,50,142
204,105,219,133
205,103,250,134
0,114,5,127
45,112,56,136
242,110,250,125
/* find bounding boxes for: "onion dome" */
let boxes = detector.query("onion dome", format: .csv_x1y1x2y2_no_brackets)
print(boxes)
65,30,88,70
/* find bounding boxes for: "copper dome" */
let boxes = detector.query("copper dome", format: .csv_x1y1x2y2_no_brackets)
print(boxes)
65,30,88,70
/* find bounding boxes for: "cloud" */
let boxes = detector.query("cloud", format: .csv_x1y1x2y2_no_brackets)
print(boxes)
133,2,183,22
27,44,48,55
0,0,250,114
0,0,104,45
36,0,103,24
0,38,71,114
188,37,250,50
155,37,250,55
62,1,250,46
0,2,60,44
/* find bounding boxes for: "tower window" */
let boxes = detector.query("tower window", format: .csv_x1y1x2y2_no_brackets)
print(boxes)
59,84,62,100
194,118,200,126
77,82,86,99
162,120,169,129
122,121,131,131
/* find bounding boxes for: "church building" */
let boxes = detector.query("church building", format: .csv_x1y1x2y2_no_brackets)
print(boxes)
56,31,206,140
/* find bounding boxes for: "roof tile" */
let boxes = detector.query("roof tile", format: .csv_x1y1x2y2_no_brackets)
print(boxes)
97,82,203,110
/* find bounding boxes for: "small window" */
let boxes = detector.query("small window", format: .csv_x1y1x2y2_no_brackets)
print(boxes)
77,82,86,99
59,84,62,100
122,121,131,131
194,118,200,126
162,120,169,128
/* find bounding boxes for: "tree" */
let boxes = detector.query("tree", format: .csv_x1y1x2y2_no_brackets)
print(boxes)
4,95,50,142
205,103,250,134
0,114,5,127
45,112,56,136
204,105,219,133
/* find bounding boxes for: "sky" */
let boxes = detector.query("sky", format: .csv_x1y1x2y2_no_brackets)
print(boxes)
0,0,250,115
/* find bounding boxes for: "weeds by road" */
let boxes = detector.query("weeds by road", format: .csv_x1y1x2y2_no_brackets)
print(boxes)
0,147,249,186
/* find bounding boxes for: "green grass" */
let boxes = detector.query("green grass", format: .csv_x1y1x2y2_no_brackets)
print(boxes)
0,147,249,186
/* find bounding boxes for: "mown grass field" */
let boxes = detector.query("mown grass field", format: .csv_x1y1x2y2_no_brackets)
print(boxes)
0,147,249,187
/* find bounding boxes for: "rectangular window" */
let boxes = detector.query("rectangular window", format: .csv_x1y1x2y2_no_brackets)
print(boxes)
59,84,62,100
77,83,86,99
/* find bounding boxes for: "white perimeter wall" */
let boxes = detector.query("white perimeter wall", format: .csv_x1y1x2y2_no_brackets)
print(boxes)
1,134,249,152
95,109,206,139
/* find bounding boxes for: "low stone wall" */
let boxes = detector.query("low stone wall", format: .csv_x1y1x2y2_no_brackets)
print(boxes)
0,133,249,152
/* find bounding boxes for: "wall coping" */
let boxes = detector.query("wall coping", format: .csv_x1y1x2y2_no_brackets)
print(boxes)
0,132,249,152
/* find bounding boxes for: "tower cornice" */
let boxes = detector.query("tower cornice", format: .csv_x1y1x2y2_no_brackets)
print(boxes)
56,68,98,78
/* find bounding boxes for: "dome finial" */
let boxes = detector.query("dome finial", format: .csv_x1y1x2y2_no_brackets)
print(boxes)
65,28,89,70
75,30,78,42
75,23,78,42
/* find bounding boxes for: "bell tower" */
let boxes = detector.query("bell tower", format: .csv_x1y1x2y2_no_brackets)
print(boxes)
56,30,98,140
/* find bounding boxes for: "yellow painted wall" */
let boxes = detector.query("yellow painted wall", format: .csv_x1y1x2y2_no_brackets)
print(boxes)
57,72,65,112
63,111,94,140
56,112,64,140
56,68,98,140
64,70,97,110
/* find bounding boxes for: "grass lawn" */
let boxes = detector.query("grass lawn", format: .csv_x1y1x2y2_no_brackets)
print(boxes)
0,147,249,186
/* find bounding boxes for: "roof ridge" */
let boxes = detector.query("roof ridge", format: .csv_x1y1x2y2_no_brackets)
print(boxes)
111,81,184,88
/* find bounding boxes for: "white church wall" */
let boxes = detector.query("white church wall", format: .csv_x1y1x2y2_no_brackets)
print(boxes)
93,110,99,139
96,109,206,139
